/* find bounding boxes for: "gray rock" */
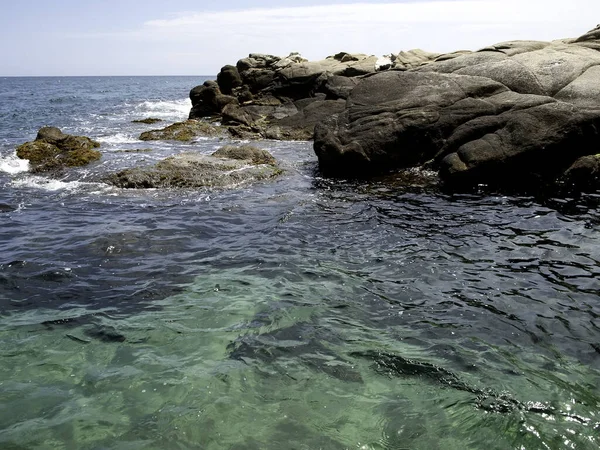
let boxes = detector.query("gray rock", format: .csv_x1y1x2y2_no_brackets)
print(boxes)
139,120,226,141
313,25,600,191
107,150,281,189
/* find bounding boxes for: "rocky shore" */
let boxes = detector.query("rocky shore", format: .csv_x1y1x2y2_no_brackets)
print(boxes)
13,26,600,194
178,25,600,193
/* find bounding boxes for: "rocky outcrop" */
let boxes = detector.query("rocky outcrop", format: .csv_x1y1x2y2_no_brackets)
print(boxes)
313,26,600,191
16,127,101,173
187,51,386,140
107,145,281,189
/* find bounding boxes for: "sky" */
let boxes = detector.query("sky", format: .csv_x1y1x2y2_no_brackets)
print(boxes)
1,0,599,76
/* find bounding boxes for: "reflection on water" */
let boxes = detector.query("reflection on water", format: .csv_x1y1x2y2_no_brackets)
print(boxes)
0,140,599,449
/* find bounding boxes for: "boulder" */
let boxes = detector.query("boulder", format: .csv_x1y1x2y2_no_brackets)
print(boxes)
189,81,238,119
313,26,600,191
216,65,242,95
16,126,101,173
107,147,280,189
212,145,277,165
561,154,600,191
392,49,442,70
140,120,226,141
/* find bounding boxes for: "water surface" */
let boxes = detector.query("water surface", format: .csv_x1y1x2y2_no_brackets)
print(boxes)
1,77,599,449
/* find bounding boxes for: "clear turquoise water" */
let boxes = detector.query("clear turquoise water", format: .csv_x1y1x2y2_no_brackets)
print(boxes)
0,77,599,449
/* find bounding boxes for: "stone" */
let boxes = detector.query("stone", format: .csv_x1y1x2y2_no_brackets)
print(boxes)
139,120,226,141
561,154,600,191
216,65,242,95
131,118,163,124
16,127,101,173
107,150,281,189
212,145,277,165
312,25,600,192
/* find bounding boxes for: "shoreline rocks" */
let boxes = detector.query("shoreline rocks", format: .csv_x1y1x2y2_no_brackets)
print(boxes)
16,127,101,173
311,26,600,192
185,25,600,193
187,51,386,141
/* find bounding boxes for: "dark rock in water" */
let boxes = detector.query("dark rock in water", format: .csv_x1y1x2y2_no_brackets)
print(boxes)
16,126,101,173
0,204,15,213
139,120,226,141
229,322,363,383
131,118,163,124
189,81,238,119
312,26,600,192
561,154,600,191
106,147,281,189
84,325,126,343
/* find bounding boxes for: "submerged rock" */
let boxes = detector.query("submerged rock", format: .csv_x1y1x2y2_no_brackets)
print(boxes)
313,26,600,192
212,145,277,165
107,146,280,189
131,118,163,124
139,119,226,141
16,126,101,173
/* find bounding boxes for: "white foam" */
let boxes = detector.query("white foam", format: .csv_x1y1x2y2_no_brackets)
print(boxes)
134,98,191,120
11,176,108,193
97,133,140,145
0,153,30,174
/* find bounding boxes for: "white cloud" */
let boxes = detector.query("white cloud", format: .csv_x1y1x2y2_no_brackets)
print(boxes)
52,1,600,75
130,0,599,73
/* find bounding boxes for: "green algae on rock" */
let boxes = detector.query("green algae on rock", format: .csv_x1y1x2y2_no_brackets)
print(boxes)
139,120,226,141
16,126,101,173
107,146,281,189
212,145,277,166
131,118,164,124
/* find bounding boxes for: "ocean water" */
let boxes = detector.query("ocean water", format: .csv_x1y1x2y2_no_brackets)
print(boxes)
0,76,600,450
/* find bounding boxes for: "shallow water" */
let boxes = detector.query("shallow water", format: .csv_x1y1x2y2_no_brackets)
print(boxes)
1,77,600,449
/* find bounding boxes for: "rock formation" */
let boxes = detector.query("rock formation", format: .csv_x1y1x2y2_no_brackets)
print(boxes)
180,25,600,192
313,25,600,192
107,145,281,189
16,127,101,173
187,52,386,140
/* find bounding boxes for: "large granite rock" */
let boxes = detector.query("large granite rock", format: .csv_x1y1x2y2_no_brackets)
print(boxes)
16,126,101,173
314,26,600,191
107,146,281,189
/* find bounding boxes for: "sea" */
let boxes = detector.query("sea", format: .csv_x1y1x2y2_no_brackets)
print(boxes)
0,76,599,450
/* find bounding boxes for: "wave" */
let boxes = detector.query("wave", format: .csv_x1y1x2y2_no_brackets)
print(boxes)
96,133,140,145
11,175,109,193
132,98,191,121
0,153,30,174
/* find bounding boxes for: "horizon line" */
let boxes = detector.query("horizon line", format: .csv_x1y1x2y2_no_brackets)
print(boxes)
0,74,216,78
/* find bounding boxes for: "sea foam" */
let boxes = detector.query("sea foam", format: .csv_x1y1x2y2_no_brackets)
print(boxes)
0,153,30,174
134,98,191,120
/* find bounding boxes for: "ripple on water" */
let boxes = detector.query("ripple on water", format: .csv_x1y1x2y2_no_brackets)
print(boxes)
0,160,599,448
